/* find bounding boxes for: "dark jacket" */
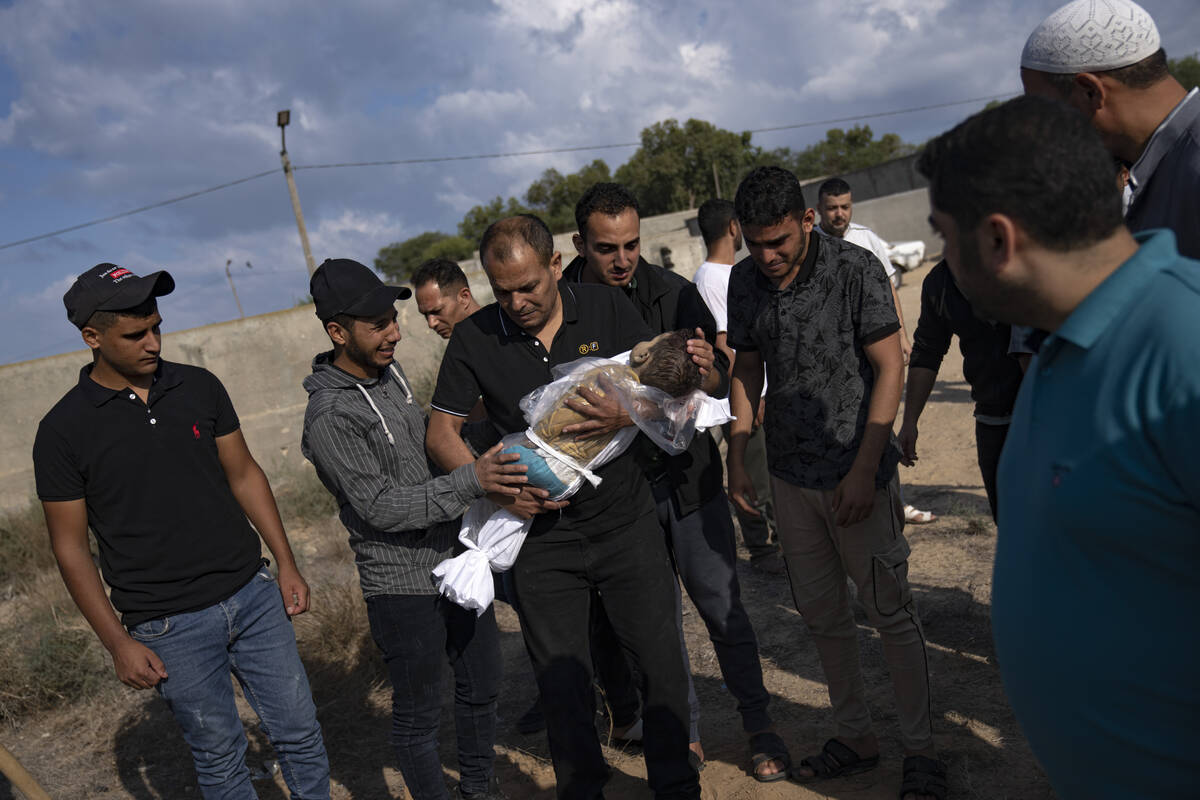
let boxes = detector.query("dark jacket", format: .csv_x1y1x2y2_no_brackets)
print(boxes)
909,261,1023,419
563,255,729,517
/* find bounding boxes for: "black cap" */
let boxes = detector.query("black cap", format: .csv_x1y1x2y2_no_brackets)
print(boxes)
310,258,411,322
64,263,176,329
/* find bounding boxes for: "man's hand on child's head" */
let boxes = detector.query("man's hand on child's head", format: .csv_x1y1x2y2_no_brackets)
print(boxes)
687,327,714,376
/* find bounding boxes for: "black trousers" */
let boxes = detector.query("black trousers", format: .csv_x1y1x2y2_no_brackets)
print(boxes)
511,514,699,800
975,420,1010,523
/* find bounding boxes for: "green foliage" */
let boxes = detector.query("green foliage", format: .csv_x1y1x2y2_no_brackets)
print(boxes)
525,159,613,232
770,125,916,179
458,196,531,243
1169,53,1200,91
615,119,756,216
374,231,475,283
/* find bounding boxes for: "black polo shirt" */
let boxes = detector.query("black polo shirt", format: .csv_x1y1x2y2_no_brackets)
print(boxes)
728,234,903,490
432,283,655,540
33,361,262,626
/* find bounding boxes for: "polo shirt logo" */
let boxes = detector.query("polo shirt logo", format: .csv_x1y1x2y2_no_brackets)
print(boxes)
192,422,200,439
577,341,599,355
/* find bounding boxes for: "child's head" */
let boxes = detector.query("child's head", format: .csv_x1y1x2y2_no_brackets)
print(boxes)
630,330,702,397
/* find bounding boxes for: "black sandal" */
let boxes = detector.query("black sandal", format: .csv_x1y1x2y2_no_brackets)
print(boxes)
791,738,880,783
748,731,791,783
899,755,948,799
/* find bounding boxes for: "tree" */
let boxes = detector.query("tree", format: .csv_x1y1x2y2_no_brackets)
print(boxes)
374,231,474,283
1169,53,1200,91
457,196,531,244
615,119,758,216
525,159,613,232
779,125,916,179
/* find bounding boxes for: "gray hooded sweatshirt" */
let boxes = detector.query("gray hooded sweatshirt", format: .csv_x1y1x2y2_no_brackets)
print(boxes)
301,351,483,596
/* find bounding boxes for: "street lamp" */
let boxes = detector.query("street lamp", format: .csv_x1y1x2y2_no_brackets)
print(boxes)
276,109,316,276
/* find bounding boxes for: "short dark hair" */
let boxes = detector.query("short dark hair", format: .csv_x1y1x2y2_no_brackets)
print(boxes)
1036,48,1171,96
479,214,554,268
917,95,1123,251
696,199,737,246
637,330,702,398
411,258,469,293
85,297,158,332
734,166,807,228
574,183,640,238
817,178,852,201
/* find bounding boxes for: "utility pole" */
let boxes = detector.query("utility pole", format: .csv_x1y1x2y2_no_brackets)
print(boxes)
225,259,250,318
712,161,722,200
277,110,316,276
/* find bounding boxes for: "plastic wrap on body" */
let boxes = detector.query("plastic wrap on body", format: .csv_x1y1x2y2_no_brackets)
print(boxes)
432,353,732,614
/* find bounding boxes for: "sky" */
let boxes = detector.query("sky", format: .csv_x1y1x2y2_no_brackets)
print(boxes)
0,0,1197,365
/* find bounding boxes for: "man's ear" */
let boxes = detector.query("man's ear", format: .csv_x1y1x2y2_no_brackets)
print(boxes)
325,319,349,346
981,213,1019,276
80,326,102,352
456,286,472,308
728,219,739,240
1073,72,1106,114
550,250,563,280
798,208,816,231
572,232,585,256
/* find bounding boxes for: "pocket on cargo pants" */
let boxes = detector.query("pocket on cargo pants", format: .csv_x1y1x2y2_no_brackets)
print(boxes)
869,536,913,618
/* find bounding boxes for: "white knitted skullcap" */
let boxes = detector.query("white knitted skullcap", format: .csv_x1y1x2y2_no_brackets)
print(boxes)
1022,0,1160,74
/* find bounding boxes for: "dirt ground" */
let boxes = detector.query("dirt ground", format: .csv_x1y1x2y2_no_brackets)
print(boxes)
0,260,1054,799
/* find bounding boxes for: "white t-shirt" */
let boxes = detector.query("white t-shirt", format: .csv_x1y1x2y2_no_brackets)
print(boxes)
818,222,896,278
693,259,767,396
693,260,732,333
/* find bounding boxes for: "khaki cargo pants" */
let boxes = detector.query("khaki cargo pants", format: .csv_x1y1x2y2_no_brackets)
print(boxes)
771,473,934,752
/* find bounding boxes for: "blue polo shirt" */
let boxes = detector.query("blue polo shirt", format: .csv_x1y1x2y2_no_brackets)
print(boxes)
992,230,1200,799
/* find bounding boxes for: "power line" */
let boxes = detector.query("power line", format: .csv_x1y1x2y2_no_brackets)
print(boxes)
0,169,279,252
747,93,1020,134
0,91,1018,253
294,141,641,171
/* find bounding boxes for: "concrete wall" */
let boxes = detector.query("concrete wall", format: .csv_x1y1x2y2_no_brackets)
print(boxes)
0,197,936,513
802,153,929,204
851,187,940,257
0,302,454,512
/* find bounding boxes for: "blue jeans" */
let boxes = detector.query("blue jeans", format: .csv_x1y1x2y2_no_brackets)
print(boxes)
366,594,501,800
127,565,330,799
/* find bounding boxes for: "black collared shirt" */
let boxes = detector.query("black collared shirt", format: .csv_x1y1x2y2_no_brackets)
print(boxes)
432,283,655,539
33,361,262,626
909,261,1023,420
728,235,903,490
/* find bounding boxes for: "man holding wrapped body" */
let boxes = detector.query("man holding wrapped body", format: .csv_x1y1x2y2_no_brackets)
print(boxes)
426,215,701,800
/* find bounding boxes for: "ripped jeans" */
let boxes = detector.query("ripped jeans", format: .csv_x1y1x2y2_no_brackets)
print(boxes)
771,474,934,753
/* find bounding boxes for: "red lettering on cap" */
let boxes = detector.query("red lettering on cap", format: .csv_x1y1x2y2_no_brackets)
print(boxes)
109,268,132,280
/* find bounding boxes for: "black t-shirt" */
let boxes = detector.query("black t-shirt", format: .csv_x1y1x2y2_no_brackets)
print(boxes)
33,361,262,626
431,283,655,540
728,235,903,490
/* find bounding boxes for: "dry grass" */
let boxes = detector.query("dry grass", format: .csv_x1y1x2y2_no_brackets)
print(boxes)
0,575,114,722
0,502,55,592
